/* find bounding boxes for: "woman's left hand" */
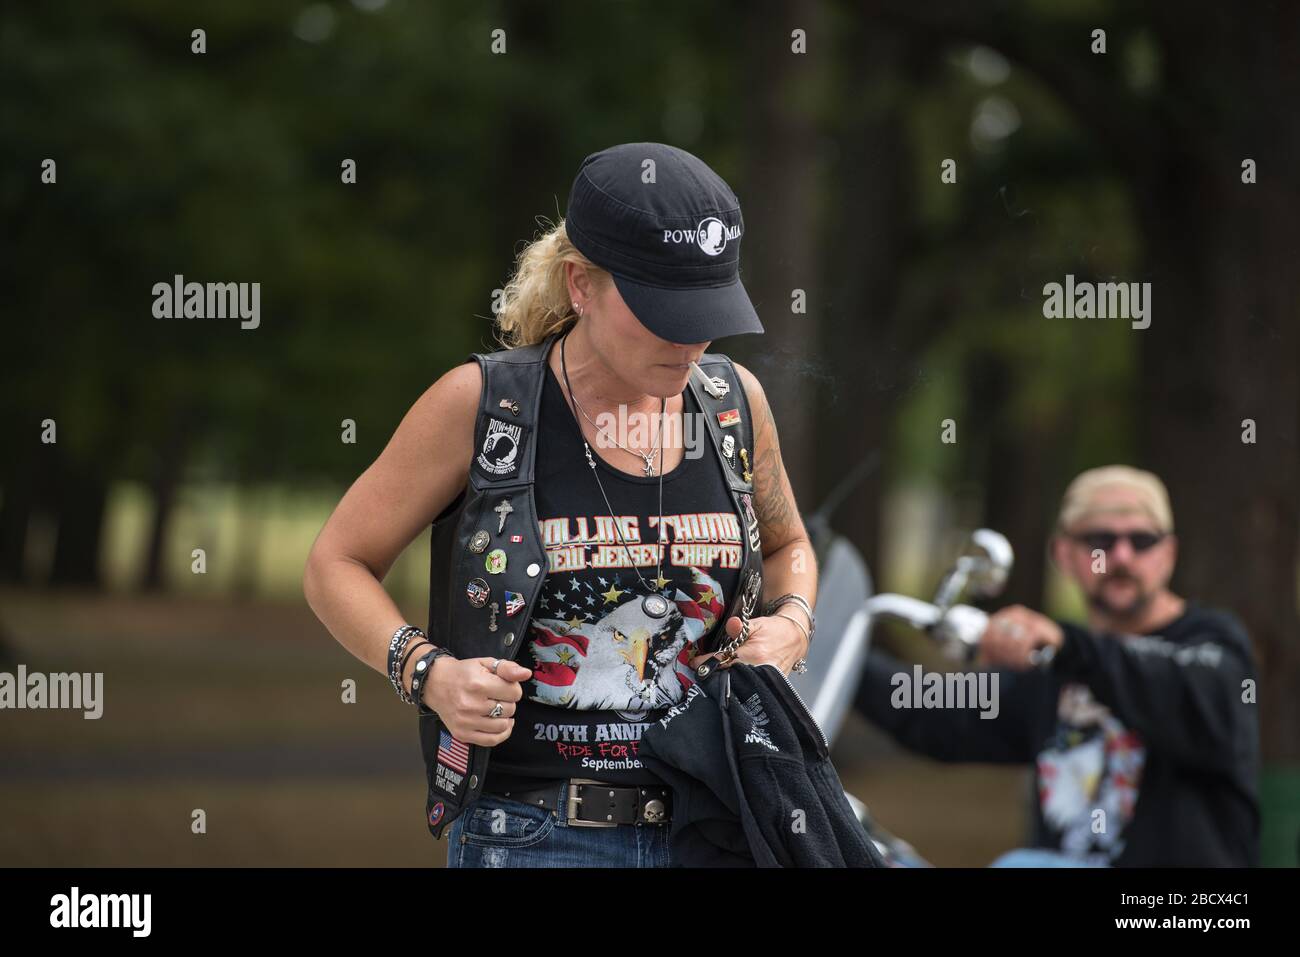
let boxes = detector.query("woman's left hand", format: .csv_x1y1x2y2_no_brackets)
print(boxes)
687,614,809,676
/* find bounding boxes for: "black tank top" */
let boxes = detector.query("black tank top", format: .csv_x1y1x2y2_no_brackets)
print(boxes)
483,362,745,790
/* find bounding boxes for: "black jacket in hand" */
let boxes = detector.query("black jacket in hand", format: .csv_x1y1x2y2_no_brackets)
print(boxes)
640,661,885,867
854,603,1260,866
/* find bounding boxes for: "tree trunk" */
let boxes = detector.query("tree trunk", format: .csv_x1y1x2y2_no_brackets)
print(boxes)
815,21,913,580
0,462,36,582
141,409,193,591
48,469,108,586
967,352,1051,608
739,0,823,501
1135,5,1300,763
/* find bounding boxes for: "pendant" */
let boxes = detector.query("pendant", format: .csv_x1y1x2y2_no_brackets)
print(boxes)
641,593,669,619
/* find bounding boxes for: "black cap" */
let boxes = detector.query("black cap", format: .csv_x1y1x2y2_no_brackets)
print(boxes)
564,142,764,344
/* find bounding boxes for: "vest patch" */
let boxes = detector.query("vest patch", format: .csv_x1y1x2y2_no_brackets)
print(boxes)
433,729,469,797
475,416,527,478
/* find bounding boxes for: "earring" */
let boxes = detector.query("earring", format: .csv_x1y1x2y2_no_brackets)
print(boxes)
573,301,583,317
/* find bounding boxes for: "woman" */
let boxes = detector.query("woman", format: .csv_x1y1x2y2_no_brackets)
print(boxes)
304,143,818,867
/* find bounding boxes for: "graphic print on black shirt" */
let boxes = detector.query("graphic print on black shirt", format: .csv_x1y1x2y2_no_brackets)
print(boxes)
485,364,744,788
1035,683,1146,862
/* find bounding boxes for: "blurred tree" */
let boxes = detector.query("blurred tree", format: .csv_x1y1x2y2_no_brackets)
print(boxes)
876,0,1300,760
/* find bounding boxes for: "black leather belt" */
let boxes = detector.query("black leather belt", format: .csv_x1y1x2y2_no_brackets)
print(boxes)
492,778,673,827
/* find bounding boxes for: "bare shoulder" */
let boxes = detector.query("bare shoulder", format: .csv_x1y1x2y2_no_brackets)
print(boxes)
401,359,482,459
306,358,484,582
373,357,483,516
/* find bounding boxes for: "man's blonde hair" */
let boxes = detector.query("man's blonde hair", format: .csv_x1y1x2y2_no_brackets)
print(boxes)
1057,465,1174,533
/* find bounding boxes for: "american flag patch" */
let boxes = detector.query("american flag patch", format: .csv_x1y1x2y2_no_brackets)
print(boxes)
504,590,526,617
437,730,469,775
717,408,740,428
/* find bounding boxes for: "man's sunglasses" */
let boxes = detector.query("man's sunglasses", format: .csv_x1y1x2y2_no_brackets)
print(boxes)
1070,530,1166,553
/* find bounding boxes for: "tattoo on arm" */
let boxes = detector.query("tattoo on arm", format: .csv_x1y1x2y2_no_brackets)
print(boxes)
751,388,796,543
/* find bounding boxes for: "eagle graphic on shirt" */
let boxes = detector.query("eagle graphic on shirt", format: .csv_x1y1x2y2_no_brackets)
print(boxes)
1036,682,1146,860
526,566,726,711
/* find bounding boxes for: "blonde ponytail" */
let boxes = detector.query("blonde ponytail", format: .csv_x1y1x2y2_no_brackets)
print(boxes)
492,218,611,350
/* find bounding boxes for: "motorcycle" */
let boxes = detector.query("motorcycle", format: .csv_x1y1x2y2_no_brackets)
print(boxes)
789,456,1047,866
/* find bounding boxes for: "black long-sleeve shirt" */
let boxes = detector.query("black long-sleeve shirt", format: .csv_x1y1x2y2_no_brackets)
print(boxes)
853,603,1260,866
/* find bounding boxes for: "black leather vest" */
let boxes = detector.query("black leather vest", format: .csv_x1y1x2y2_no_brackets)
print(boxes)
418,330,764,839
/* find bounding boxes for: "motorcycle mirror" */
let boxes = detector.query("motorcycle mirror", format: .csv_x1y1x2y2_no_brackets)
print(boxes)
965,529,1014,598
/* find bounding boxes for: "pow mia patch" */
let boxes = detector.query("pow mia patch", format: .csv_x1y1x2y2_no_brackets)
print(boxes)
475,416,526,479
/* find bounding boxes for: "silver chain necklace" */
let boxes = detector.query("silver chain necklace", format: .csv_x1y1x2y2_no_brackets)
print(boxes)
560,331,671,619
568,379,661,477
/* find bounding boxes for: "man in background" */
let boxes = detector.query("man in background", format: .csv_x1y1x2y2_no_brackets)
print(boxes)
855,465,1260,866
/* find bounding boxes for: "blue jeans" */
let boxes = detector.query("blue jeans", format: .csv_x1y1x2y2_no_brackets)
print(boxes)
990,847,1111,867
445,783,673,868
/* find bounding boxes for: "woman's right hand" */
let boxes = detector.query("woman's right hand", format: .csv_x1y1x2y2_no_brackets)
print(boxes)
417,655,533,746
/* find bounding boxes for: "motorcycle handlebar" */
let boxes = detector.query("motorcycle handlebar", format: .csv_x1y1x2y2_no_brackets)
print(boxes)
864,593,1057,669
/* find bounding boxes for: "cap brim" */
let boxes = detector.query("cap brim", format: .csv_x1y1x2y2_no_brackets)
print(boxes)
610,273,765,344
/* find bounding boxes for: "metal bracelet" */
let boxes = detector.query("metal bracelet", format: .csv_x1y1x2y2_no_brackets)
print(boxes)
763,593,810,619
387,624,426,703
389,631,422,697
765,594,815,642
773,610,811,649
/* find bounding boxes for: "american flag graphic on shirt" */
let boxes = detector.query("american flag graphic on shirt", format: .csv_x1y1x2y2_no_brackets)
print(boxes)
526,566,727,711
437,729,469,774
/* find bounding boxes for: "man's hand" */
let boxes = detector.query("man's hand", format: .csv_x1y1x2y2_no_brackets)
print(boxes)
978,604,1064,671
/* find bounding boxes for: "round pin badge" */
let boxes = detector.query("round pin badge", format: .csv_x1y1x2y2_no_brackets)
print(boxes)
466,578,490,608
526,562,541,577
468,530,490,554
485,549,507,574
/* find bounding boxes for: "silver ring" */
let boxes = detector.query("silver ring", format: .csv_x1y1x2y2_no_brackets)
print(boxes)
488,702,504,719
490,658,502,674
1000,620,1025,639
